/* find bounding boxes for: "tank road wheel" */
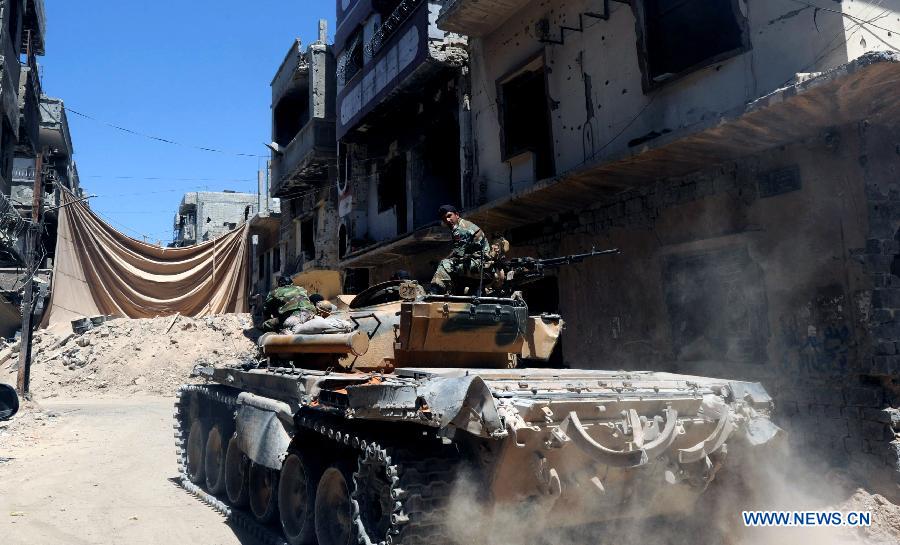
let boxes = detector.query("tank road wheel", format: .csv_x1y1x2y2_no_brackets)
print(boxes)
353,449,394,544
186,419,208,484
315,467,354,545
225,435,250,507
249,462,280,523
278,453,319,545
204,424,228,495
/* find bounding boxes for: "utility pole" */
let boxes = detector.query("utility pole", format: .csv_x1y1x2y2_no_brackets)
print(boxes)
16,148,44,397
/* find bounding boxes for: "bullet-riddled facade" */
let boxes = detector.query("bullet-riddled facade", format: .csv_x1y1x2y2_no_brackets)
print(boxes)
333,0,467,288
172,191,260,247
269,21,340,277
435,0,900,497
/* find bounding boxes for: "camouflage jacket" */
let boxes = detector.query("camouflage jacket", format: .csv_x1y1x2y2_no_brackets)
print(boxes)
449,218,490,260
264,285,315,319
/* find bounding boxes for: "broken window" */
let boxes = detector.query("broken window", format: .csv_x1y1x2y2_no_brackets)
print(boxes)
497,57,555,180
273,246,281,273
378,154,408,234
338,223,348,259
373,0,403,18
340,28,365,85
300,217,316,261
636,0,749,87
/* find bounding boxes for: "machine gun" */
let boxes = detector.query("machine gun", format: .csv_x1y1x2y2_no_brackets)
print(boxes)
493,247,620,294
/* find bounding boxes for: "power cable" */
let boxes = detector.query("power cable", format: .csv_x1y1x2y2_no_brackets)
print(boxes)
787,0,900,38
85,175,256,182
64,106,268,158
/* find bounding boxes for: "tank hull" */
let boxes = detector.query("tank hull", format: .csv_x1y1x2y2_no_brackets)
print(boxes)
175,365,780,543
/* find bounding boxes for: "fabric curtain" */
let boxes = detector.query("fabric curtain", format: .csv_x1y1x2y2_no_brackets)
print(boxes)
42,190,249,328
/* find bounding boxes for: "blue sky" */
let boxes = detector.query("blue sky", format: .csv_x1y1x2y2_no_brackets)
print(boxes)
41,1,335,244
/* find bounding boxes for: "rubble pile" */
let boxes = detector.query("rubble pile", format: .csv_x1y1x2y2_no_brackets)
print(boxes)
0,314,258,398
836,489,900,543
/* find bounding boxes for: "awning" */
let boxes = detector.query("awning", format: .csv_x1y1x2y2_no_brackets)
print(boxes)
341,225,450,268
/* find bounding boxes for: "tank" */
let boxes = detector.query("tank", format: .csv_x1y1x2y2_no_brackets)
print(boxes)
174,280,782,545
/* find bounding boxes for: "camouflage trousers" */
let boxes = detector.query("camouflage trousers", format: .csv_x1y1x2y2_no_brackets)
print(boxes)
431,257,484,292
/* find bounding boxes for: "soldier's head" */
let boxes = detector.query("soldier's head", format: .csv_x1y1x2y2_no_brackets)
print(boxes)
439,205,460,228
277,275,293,287
390,270,411,281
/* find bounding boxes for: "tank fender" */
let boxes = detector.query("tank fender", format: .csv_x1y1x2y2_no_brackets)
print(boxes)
418,375,506,439
235,392,293,470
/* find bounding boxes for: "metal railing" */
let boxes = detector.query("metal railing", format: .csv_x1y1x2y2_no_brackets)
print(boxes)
365,0,426,57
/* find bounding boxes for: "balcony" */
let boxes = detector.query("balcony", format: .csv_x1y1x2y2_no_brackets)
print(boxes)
270,117,337,198
336,0,466,139
272,39,310,107
437,0,532,37
39,96,73,159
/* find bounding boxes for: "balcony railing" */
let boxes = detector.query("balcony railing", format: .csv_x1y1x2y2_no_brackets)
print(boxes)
366,0,426,57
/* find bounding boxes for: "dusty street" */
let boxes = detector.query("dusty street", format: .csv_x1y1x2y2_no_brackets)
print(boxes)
0,396,253,545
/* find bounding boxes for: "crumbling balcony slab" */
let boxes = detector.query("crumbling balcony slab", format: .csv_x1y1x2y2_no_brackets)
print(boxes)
341,224,450,267
437,0,532,37
270,118,337,197
466,51,900,232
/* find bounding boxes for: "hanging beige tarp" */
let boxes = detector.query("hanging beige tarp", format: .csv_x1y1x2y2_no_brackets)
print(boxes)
42,190,249,329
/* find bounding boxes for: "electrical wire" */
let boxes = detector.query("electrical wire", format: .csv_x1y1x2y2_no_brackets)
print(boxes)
85,175,256,182
787,0,900,37
64,106,268,158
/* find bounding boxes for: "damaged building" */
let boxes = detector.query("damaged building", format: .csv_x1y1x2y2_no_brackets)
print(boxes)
0,1,81,337
426,0,900,497
171,190,260,247
267,20,339,281
334,0,467,290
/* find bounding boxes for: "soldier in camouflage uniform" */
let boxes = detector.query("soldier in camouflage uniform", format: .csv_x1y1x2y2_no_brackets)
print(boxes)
429,205,490,294
260,276,317,332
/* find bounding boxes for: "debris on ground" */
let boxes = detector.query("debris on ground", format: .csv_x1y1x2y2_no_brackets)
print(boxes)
835,489,900,544
0,314,258,398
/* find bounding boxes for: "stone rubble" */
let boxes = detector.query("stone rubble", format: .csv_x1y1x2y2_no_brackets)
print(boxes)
0,314,259,398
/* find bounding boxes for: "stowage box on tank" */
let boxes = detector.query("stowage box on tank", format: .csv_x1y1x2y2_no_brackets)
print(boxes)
174,282,782,545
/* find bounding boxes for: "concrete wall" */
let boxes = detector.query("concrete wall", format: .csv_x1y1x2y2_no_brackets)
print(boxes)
175,191,259,245
279,187,341,275
462,0,900,204
503,122,899,496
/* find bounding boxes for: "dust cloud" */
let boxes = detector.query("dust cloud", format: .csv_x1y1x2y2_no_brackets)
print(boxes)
443,442,900,545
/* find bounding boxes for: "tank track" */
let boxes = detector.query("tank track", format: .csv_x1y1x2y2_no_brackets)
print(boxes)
174,385,289,545
174,383,462,545
296,412,461,545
